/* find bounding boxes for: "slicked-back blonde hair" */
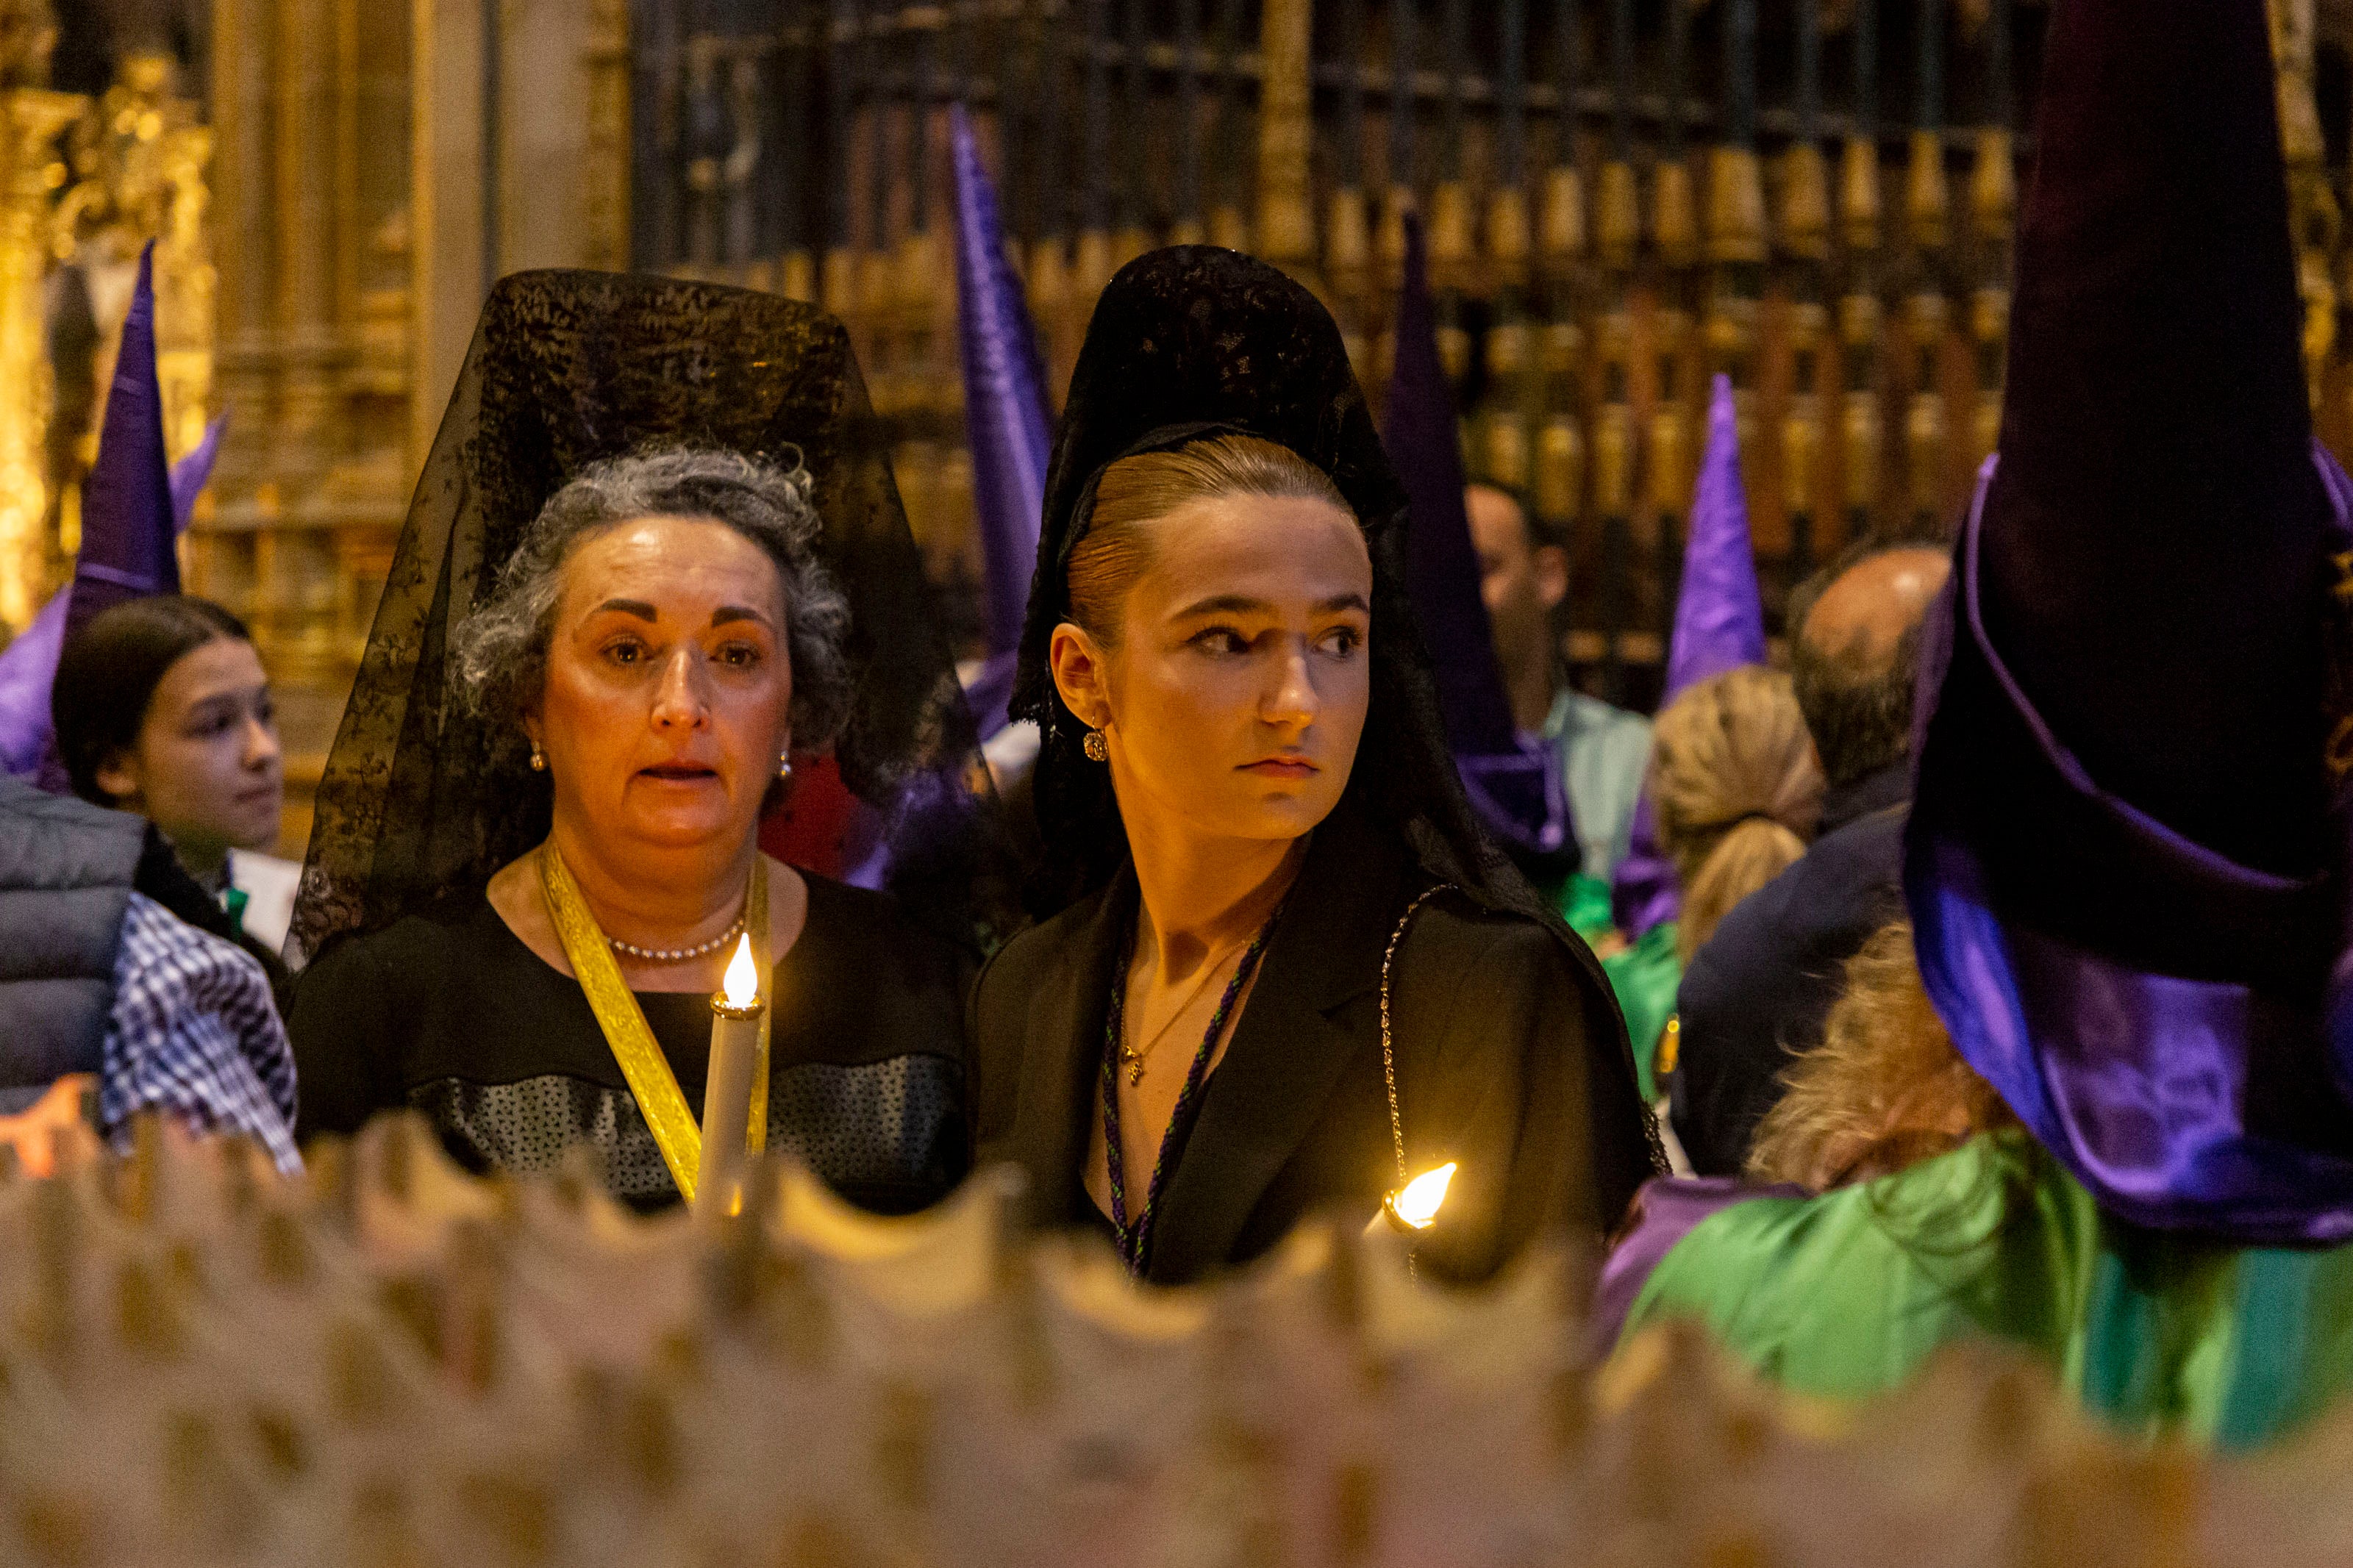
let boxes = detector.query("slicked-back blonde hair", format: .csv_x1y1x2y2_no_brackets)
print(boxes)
1649,664,1824,963
1063,433,1352,646
1746,922,2018,1191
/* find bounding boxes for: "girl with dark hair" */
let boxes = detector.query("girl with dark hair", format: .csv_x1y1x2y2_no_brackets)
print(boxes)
965,248,1659,1286
50,593,301,954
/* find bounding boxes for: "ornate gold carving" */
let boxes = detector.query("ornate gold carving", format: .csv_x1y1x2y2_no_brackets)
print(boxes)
0,0,54,91
0,87,81,629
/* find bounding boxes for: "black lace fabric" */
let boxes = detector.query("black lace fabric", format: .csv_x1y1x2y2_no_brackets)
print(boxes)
289,269,1012,966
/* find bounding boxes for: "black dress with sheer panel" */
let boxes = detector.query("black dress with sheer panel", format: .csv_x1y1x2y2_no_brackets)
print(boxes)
288,874,971,1214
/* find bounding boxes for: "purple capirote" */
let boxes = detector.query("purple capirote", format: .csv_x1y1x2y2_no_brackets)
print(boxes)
1611,370,1766,938
0,241,222,781
949,104,1054,740
1383,212,1571,862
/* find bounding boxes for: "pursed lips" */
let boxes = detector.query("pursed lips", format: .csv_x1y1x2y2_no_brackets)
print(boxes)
1240,756,1317,778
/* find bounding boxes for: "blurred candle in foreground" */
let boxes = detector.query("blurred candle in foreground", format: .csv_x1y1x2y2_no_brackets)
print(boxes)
697,934,765,1215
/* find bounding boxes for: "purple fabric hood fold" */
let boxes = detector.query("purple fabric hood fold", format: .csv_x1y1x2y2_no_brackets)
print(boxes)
1903,0,2353,1243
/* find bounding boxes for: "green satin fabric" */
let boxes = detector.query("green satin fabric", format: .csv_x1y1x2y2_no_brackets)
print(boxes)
1621,1129,2353,1447
1555,876,1681,1103
1602,921,1681,1103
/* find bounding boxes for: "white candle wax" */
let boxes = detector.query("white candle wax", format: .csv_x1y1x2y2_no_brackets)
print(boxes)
695,934,765,1215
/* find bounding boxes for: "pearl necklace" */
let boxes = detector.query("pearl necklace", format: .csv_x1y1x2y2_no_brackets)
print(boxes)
605,892,753,963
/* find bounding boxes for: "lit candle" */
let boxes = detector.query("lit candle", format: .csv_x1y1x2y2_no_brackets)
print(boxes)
1368,1161,1457,1237
696,934,765,1216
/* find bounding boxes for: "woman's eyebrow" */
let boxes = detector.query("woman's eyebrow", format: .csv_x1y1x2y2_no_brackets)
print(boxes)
590,598,659,622
1170,593,1274,620
710,604,773,628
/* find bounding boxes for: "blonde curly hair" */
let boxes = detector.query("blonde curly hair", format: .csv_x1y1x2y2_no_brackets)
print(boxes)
1745,922,2018,1191
1649,665,1825,963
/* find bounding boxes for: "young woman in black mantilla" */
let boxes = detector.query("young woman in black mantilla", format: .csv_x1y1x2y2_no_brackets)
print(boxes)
966,248,1661,1285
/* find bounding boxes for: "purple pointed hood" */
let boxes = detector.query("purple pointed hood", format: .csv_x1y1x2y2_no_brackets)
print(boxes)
1384,213,1572,865
67,242,178,640
1904,0,2353,1242
950,104,1054,739
0,245,218,782
1612,373,1768,937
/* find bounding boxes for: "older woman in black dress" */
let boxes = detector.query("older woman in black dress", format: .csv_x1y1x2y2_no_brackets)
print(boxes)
288,272,999,1214
967,249,1659,1284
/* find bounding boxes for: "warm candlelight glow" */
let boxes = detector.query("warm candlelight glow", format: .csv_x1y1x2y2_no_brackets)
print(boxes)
1388,1162,1457,1230
721,933,761,1011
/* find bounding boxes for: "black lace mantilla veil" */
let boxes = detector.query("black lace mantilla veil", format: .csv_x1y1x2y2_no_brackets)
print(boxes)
289,269,1011,965
1015,246,1610,956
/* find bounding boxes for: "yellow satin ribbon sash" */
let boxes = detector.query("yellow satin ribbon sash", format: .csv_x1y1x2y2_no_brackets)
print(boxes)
538,846,771,1206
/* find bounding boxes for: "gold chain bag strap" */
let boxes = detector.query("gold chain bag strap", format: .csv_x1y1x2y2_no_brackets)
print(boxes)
539,845,772,1205
1378,883,1456,1197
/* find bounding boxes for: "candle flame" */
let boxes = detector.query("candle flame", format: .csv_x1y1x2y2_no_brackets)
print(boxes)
1390,1162,1457,1230
721,933,761,1010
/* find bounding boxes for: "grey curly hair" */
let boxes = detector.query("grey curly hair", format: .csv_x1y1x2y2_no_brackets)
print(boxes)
451,448,854,751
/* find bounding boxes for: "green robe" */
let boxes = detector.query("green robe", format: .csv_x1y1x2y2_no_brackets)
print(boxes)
1557,877,1680,1102
1618,1129,2353,1447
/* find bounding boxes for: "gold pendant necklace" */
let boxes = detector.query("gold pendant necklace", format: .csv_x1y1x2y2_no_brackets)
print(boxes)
1117,943,1248,1085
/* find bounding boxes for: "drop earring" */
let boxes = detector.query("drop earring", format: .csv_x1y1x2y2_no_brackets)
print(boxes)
777,754,794,780
529,743,546,772
1082,728,1109,763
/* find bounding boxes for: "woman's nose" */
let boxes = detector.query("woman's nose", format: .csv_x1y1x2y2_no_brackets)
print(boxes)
651,647,713,728
243,712,281,770
1261,641,1321,728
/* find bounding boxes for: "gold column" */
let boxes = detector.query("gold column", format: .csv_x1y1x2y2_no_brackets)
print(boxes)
582,0,632,273
266,0,351,683
0,89,82,630
1254,0,1315,282
274,0,344,473
211,0,275,494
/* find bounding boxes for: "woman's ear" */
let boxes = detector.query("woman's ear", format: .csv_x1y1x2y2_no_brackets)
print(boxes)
92,750,140,810
1048,623,1113,732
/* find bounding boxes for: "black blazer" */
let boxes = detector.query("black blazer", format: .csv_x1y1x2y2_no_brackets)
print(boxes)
965,803,1656,1284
